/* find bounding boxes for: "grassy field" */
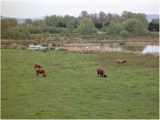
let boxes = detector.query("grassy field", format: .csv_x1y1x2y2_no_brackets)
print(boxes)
1,49,159,119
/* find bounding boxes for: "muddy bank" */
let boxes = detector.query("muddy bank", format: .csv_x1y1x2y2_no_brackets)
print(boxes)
62,43,159,56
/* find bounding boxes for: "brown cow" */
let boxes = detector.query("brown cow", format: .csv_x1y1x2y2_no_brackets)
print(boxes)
34,64,47,77
36,68,47,77
116,60,127,64
97,68,107,78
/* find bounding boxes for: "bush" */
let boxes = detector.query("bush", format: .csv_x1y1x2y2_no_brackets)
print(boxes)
103,22,124,35
148,19,159,32
47,27,61,33
76,17,97,33
123,18,148,35
2,27,30,40
120,30,129,37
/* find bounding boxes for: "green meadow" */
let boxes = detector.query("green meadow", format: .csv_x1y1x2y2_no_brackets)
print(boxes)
1,49,159,119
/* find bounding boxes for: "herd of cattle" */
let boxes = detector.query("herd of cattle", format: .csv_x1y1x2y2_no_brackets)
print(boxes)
34,59,127,78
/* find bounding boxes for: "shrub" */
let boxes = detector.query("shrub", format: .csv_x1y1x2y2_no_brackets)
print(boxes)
120,30,129,37
123,18,148,35
103,22,124,35
76,17,97,34
2,27,30,40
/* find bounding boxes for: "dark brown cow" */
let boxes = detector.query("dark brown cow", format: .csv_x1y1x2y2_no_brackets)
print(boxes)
34,64,47,77
97,68,107,78
36,68,47,77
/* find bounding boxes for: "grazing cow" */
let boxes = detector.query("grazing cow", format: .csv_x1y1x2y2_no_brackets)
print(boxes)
97,68,107,78
36,68,47,77
34,64,47,77
116,60,127,64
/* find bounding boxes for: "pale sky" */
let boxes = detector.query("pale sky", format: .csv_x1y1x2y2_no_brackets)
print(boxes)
1,0,159,18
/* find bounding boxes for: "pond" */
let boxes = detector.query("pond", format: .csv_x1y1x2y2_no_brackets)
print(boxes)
142,45,159,54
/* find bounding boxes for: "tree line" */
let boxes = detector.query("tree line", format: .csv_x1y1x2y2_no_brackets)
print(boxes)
1,11,159,40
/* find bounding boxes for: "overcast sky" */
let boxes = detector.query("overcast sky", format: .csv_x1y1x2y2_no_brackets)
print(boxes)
1,0,159,18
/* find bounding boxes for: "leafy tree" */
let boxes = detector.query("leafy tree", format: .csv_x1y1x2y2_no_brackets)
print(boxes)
2,26,30,39
31,20,47,29
103,22,124,35
123,18,148,35
76,17,97,33
44,15,77,33
120,30,129,37
110,14,122,23
90,13,103,29
1,18,17,29
99,11,106,27
148,19,159,32
122,11,148,24
1,11,155,40
79,11,89,18
45,15,61,27
63,15,77,29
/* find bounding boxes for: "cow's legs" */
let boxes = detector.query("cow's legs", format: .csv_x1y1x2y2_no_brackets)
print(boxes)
43,73,46,77
36,71,39,76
